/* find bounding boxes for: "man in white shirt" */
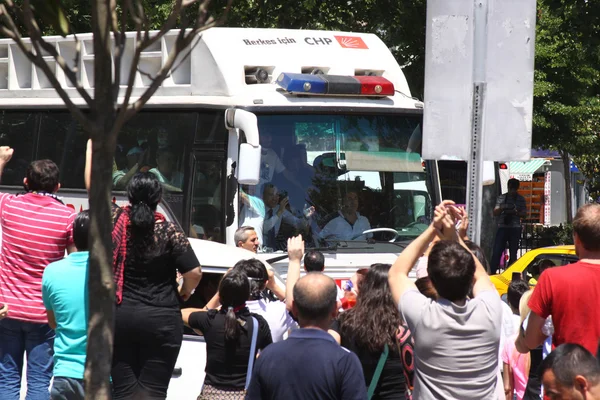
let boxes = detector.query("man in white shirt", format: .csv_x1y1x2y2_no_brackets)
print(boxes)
319,191,372,242
234,259,295,343
234,226,259,253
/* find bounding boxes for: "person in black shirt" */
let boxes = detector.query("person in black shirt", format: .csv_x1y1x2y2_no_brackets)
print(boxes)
330,263,414,400
111,173,202,400
182,269,272,398
246,272,367,400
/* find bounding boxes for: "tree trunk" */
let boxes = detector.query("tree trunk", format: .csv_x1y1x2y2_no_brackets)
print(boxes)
84,1,117,399
559,150,573,224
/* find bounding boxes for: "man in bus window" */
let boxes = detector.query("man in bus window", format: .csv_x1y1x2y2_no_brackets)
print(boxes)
240,186,266,247
149,147,184,192
113,146,148,190
262,184,311,250
318,191,372,242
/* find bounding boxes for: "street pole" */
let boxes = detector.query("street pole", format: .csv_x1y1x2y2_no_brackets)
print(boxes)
466,0,488,244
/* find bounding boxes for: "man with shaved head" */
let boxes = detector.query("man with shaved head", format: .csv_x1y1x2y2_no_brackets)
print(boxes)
518,203,600,355
246,272,367,400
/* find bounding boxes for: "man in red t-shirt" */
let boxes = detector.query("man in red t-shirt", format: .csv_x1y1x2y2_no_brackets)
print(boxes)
0,147,77,399
519,203,600,355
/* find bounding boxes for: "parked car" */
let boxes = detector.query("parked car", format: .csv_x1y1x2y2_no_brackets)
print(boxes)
490,245,577,297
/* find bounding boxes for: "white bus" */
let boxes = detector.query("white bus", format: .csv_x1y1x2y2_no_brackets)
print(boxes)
3,28,443,398
0,28,439,277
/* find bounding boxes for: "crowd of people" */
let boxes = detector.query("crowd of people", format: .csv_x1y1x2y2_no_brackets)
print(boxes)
2,143,600,400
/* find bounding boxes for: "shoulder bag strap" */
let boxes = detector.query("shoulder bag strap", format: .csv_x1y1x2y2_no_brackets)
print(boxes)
245,316,259,391
367,343,389,400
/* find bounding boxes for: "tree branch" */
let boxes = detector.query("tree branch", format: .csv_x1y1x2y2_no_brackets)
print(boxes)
136,0,185,52
111,0,128,103
111,0,145,137
0,4,92,131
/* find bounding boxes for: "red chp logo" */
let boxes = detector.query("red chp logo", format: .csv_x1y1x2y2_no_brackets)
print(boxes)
334,36,368,49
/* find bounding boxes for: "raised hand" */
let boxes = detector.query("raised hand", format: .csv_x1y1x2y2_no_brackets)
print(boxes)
456,207,470,240
0,146,14,165
287,235,305,263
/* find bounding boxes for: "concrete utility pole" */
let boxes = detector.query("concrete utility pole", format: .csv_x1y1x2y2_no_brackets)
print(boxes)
422,0,537,244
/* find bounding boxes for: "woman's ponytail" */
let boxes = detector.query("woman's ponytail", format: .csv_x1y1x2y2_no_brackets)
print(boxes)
126,172,162,236
224,306,239,341
130,201,155,232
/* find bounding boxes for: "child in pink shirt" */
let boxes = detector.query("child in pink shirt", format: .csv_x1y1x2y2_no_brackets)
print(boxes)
502,334,530,400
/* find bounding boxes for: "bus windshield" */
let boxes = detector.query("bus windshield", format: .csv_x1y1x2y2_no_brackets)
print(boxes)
239,113,432,253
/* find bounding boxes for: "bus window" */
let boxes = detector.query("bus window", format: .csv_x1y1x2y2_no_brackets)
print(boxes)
190,159,224,243
111,112,196,193
38,113,87,189
194,112,227,145
240,113,430,252
0,112,37,186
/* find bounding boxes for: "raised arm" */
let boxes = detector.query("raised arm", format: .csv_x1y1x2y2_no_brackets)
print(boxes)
285,235,304,313
447,210,496,297
85,139,92,191
266,267,286,301
389,203,447,306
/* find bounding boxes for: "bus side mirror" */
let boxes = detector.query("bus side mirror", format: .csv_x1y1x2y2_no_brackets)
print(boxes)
224,109,262,185
483,161,495,186
238,144,261,185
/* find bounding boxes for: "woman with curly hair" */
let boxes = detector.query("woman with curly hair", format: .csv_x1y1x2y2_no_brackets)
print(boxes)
330,264,414,400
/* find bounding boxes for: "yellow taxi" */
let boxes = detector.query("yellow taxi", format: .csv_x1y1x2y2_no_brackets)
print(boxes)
490,245,577,296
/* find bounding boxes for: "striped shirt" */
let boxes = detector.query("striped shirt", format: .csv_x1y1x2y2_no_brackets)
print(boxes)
0,192,76,323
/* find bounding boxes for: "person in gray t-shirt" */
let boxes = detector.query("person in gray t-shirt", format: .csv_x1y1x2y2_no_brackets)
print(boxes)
389,201,502,400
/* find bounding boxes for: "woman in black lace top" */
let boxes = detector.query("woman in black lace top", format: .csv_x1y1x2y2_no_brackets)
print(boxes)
111,173,202,400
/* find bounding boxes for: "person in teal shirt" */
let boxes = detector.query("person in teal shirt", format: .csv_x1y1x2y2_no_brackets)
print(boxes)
42,210,90,400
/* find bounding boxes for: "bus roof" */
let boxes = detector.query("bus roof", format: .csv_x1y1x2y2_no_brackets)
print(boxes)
0,28,420,109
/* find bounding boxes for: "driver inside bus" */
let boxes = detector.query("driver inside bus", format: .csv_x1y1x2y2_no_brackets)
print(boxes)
318,191,372,242
149,147,184,192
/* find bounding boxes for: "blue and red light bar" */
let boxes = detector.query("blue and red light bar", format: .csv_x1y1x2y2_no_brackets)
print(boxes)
276,73,395,97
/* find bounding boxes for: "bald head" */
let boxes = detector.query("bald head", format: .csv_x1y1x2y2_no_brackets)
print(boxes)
573,204,600,252
293,273,337,326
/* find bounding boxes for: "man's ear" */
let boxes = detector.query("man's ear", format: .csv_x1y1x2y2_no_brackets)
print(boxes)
574,375,590,394
23,177,27,189
331,302,339,319
54,183,61,193
292,301,299,319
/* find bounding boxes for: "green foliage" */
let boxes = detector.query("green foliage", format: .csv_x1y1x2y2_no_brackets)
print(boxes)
535,223,573,246
15,0,427,98
532,0,600,198
31,0,70,36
